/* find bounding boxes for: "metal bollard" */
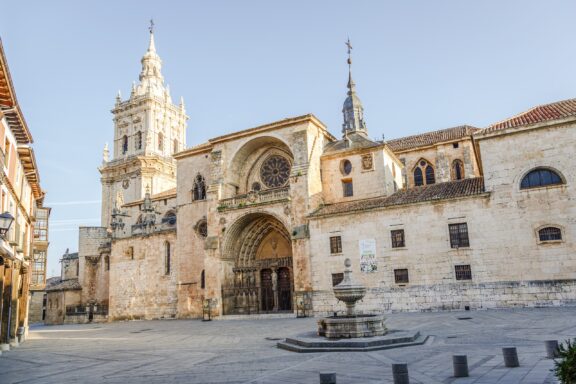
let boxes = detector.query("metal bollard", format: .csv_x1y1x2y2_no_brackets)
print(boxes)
392,363,410,384
502,347,519,367
545,340,559,359
453,355,469,377
319,372,336,384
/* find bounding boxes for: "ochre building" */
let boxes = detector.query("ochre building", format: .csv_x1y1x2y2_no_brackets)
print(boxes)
0,39,48,342
54,30,575,323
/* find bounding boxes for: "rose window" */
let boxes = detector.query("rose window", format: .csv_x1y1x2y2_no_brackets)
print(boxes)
260,155,291,188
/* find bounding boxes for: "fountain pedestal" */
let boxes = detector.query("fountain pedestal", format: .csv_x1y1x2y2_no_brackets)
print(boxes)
317,258,386,339
318,314,387,338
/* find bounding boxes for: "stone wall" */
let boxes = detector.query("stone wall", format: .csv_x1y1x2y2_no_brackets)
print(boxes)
308,121,576,315
321,146,403,204
396,138,480,189
108,232,177,320
79,227,109,306
27,290,45,324
312,279,576,314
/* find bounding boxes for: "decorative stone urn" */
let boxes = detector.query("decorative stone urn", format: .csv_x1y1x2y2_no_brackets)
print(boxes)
333,258,366,316
317,258,386,338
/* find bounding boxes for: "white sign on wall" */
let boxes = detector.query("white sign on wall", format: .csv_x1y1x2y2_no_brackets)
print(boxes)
359,239,377,273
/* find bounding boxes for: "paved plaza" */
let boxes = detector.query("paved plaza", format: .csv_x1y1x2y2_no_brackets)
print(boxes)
1,307,575,383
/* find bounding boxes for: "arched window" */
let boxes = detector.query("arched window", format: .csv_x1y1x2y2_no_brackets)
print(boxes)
162,211,176,225
122,135,128,154
164,242,171,275
173,139,178,154
200,270,205,289
158,132,164,151
414,167,423,186
425,165,435,185
521,168,563,189
413,159,435,186
193,174,206,201
452,159,464,181
538,227,562,242
135,132,142,150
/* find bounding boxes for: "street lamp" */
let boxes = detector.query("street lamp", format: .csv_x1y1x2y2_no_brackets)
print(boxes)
0,211,15,239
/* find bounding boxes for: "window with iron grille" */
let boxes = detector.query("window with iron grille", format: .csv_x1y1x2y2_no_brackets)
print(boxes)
332,273,344,286
455,265,472,280
449,223,470,248
538,227,562,242
394,269,409,284
342,180,353,197
330,236,342,254
391,229,405,248
330,236,342,253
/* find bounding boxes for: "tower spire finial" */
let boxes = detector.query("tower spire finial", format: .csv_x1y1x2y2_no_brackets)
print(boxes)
345,38,355,95
341,37,366,135
149,19,155,34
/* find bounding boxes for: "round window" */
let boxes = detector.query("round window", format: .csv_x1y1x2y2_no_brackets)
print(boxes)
420,160,427,167
260,155,291,188
252,182,262,192
341,159,352,175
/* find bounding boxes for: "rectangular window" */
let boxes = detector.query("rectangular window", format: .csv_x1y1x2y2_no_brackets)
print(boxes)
342,180,353,197
330,236,342,254
394,269,409,284
449,223,470,248
455,265,472,280
331,273,344,287
391,229,405,248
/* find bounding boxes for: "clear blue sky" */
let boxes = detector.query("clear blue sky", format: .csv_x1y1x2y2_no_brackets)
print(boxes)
1,1,576,277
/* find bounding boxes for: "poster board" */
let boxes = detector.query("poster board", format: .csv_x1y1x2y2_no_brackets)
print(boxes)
359,239,377,273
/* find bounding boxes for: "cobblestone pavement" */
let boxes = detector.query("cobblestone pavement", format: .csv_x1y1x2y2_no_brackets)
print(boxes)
1,307,575,383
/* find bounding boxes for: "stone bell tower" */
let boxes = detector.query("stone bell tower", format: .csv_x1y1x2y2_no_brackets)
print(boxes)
100,24,188,227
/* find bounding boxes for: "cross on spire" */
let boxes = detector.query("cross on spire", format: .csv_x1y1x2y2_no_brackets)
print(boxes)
346,38,353,59
149,19,155,34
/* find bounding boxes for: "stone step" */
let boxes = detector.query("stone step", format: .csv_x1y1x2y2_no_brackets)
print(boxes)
277,331,428,353
215,313,297,321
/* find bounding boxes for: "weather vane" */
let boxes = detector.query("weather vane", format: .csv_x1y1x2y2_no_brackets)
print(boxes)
149,19,155,34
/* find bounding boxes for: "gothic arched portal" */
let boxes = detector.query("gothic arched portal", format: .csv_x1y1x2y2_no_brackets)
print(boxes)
221,213,293,315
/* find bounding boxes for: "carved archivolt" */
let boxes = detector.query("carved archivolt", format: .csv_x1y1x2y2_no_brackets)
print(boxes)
222,213,291,267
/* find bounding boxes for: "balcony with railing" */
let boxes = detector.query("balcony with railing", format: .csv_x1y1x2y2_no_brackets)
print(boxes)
217,186,290,212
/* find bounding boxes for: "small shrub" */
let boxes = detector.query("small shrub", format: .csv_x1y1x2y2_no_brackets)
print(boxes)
555,339,576,384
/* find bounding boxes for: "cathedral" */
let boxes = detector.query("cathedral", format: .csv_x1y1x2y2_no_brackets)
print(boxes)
45,29,575,324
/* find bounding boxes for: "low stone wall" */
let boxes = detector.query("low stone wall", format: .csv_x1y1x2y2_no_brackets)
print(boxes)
62,313,108,324
312,279,576,315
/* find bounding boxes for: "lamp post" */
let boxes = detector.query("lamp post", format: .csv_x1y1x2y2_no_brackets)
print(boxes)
0,211,14,239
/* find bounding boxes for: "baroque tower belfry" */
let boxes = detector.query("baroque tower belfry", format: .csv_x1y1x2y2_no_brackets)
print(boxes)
99,25,188,227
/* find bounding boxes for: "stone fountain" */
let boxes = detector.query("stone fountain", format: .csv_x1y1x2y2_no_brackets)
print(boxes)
277,258,427,352
317,258,386,338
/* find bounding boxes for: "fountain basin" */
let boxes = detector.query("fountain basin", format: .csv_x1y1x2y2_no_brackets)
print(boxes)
318,314,386,338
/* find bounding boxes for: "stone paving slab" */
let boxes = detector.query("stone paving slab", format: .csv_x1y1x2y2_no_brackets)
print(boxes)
0,307,573,383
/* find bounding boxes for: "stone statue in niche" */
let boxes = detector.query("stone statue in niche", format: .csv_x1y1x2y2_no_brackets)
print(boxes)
271,269,278,292
361,154,374,170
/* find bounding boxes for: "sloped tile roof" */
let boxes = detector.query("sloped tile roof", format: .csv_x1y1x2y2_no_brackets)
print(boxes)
46,278,82,292
310,177,486,218
485,98,576,133
45,276,61,290
324,131,380,153
386,125,480,152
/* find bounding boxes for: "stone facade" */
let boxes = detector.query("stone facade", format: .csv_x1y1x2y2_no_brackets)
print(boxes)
58,30,576,325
